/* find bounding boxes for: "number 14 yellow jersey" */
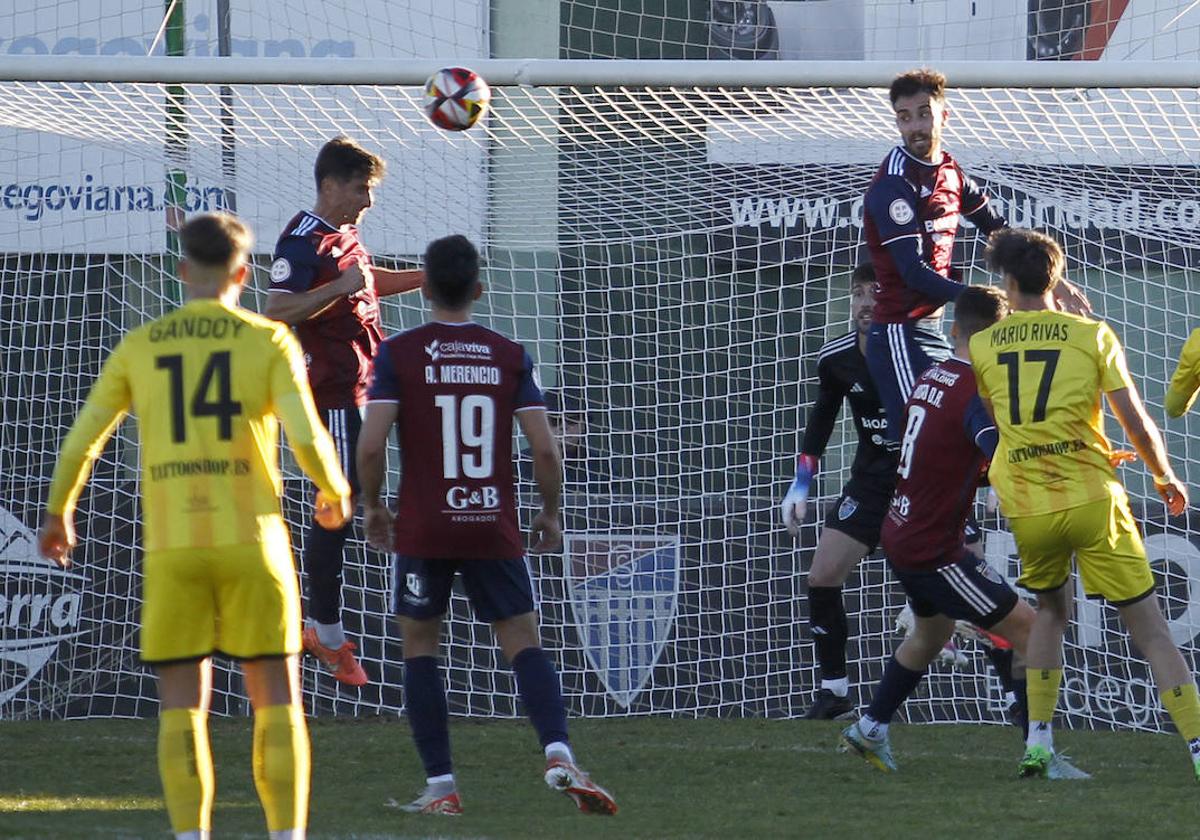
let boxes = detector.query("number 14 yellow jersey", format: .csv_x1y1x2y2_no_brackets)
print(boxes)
47,297,350,552
969,309,1134,518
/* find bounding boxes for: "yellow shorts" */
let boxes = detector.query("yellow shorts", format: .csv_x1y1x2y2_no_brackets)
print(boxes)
1008,492,1155,605
140,539,301,663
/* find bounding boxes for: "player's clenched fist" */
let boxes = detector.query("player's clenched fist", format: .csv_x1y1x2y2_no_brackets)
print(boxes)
37,513,76,568
314,489,352,530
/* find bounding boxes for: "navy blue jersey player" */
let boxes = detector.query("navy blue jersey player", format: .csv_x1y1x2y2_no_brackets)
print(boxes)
863,68,1090,445
356,235,617,817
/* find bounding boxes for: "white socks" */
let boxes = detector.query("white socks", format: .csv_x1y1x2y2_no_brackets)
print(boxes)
545,741,575,763
821,677,849,698
858,715,888,741
312,620,347,649
1026,720,1054,752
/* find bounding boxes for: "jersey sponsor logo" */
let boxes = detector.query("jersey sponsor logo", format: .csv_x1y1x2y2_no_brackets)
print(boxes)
270,257,292,283
565,533,679,709
920,185,933,198
0,506,87,707
838,496,859,521
424,338,494,363
444,485,500,511
888,198,914,225
850,382,865,393
860,417,887,430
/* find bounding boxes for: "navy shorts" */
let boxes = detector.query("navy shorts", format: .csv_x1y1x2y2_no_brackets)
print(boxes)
890,548,1019,629
391,555,535,622
320,406,363,495
824,475,893,552
865,319,952,445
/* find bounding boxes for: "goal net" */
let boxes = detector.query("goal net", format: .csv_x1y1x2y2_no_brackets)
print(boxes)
2,57,1199,732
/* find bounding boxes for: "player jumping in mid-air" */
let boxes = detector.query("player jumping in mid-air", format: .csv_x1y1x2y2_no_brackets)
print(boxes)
863,67,1089,446
264,136,425,687
839,286,1086,780
39,213,352,840
971,227,1200,780
357,234,617,816
782,264,996,719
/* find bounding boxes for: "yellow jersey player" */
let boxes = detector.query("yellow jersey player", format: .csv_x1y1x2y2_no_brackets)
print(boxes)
970,227,1200,782
38,213,352,840
1165,326,1200,418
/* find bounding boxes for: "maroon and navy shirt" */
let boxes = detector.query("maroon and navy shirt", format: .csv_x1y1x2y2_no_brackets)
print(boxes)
881,357,997,571
367,321,544,560
864,146,1006,323
270,211,383,409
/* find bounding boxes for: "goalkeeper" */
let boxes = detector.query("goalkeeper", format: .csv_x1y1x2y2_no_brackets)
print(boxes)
782,265,1010,720
39,213,352,840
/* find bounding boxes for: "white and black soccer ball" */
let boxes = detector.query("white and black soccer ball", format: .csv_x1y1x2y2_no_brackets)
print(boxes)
422,67,491,132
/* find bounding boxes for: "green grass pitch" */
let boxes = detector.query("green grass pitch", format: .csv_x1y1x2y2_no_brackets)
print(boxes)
0,716,1194,838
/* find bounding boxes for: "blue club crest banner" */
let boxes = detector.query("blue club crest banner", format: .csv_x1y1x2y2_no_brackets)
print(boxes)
564,533,680,709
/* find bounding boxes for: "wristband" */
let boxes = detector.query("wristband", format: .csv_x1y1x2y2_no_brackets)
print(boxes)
1153,471,1176,487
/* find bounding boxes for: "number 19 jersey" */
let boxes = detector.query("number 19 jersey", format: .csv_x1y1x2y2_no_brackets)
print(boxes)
367,321,545,560
970,309,1135,518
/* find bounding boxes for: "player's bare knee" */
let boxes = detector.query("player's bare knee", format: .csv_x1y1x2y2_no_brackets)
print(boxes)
242,656,298,709
808,549,858,588
492,612,541,662
398,616,442,658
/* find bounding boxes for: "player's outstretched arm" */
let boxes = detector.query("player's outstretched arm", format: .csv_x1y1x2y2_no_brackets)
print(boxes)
40,345,133,567
516,407,562,552
357,401,398,553
1165,328,1200,418
269,329,352,526
1108,386,1188,516
372,267,424,297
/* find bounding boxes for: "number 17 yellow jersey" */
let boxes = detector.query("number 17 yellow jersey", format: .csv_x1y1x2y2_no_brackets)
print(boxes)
969,309,1135,518
47,297,350,552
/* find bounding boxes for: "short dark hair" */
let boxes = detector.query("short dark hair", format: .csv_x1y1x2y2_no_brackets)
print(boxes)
851,262,876,290
985,228,1064,296
955,285,1008,339
890,68,947,106
314,136,385,187
424,234,480,308
179,212,252,271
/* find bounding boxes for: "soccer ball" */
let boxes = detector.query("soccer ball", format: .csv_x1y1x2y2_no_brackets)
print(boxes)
422,67,491,132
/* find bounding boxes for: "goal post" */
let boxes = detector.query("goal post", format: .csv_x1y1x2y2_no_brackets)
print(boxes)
2,57,1199,732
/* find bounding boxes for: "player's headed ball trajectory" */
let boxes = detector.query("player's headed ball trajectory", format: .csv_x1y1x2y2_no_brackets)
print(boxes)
423,66,491,131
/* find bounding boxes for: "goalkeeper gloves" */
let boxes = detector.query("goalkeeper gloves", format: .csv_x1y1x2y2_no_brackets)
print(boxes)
780,453,819,536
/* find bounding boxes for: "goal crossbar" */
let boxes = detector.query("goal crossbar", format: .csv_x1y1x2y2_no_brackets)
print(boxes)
1,56,1198,87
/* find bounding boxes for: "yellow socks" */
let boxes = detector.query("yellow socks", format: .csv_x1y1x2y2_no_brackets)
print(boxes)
157,707,214,836
1025,668,1062,750
1162,683,1200,752
253,703,310,833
